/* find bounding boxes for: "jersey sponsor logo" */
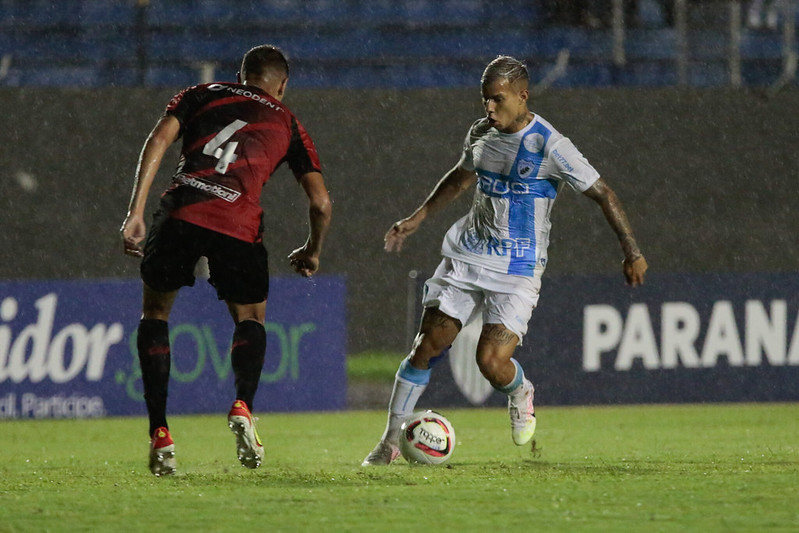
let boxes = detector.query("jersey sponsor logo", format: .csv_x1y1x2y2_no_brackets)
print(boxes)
460,228,483,254
523,132,545,153
551,148,574,172
477,174,555,198
461,231,532,259
175,173,241,203
486,237,532,258
206,83,284,112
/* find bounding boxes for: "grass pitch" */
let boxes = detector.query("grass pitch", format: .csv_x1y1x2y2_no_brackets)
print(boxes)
1,403,797,532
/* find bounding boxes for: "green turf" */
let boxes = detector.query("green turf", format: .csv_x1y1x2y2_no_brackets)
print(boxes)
1,404,797,532
346,351,403,383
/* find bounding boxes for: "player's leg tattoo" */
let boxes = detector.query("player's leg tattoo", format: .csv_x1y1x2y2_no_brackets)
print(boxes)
422,307,462,330
481,323,519,345
409,307,461,368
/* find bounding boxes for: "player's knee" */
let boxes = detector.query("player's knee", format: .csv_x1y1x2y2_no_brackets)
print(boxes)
476,352,502,379
227,301,266,324
141,301,172,321
142,285,177,320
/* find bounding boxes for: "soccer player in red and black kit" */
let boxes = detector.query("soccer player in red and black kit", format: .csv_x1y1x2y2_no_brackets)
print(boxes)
120,45,332,476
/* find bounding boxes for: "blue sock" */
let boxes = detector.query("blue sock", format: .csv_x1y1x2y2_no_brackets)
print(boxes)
397,358,431,386
495,358,524,394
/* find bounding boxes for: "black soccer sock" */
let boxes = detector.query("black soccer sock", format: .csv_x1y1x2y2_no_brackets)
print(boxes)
137,319,171,437
231,320,266,412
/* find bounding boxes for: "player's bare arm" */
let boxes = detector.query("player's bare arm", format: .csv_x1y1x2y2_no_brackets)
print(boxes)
385,164,477,252
288,171,331,277
120,115,181,257
582,177,648,286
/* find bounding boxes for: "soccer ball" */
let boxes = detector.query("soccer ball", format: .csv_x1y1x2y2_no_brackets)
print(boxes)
399,410,456,465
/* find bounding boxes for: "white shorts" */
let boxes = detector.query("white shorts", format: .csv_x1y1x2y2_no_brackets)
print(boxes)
422,257,543,344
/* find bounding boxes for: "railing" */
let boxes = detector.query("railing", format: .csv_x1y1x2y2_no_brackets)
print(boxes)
606,0,797,90
0,0,795,89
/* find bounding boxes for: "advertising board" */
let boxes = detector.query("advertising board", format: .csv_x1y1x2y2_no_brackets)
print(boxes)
420,273,799,406
0,276,346,418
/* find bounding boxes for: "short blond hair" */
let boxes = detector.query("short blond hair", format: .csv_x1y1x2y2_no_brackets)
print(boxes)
481,56,528,87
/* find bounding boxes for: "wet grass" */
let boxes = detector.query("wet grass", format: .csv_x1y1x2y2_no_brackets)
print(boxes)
1,404,797,532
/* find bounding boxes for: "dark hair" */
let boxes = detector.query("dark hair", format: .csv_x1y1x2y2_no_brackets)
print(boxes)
481,56,528,87
241,44,290,80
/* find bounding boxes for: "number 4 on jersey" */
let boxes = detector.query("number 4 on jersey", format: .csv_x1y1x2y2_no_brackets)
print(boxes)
203,119,247,174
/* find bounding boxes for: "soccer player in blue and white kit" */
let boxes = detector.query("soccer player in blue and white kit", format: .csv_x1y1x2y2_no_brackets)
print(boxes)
362,56,648,465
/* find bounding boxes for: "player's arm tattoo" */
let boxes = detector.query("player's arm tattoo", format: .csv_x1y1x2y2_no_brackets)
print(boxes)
481,324,519,346
584,178,642,262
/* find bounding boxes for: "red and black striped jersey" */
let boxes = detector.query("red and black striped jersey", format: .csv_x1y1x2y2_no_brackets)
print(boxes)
158,82,322,243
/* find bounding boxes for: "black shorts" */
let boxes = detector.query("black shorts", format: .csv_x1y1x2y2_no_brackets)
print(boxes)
140,215,269,304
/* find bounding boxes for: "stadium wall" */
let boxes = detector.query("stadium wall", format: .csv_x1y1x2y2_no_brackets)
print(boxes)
0,87,797,354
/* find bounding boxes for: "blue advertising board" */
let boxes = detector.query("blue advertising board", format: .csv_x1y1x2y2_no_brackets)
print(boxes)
419,272,799,407
0,276,346,419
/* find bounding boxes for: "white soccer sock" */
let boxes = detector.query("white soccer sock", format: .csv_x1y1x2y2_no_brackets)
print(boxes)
380,360,430,445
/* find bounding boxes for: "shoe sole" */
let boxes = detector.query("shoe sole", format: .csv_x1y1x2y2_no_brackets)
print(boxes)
361,444,400,466
149,448,176,476
361,457,397,466
228,417,264,469
361,455,393,466
512,418,537,446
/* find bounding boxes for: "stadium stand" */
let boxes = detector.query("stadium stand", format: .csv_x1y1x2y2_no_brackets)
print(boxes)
0,0,795,88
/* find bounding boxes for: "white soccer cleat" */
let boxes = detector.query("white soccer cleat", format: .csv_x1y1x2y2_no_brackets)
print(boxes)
228,400,265,469
508,379,536,446
149,426,176,476
361,440,400,466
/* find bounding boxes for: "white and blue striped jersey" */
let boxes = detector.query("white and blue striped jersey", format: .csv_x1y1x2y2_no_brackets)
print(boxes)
441,114,600,277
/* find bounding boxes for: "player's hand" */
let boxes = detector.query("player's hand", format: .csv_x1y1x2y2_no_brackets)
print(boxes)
288,247,319,277
384,217,421,252
120,214,146,258
623,255,648,287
